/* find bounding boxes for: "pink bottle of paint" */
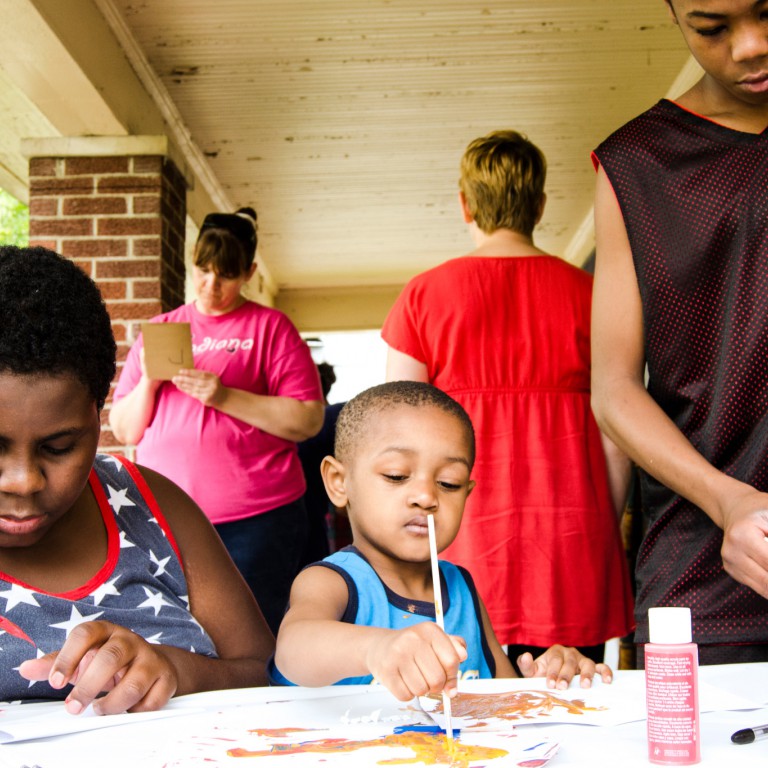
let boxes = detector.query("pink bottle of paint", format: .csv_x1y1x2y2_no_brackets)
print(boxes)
645,607,700,765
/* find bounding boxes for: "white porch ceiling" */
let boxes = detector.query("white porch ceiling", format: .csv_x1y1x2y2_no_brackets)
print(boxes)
0,0,693,316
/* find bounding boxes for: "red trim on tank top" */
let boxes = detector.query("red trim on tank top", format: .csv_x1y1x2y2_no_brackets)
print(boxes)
113,455,184,566
663,98,768,135
0,456,184,598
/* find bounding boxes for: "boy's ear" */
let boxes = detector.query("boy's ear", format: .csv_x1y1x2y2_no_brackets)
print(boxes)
467,479,476,497
320,455,349,508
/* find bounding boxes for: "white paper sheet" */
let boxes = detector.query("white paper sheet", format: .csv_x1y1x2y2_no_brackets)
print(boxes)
0,700,200,744
0,688,560,768
419,676,765,730
151,698,559,768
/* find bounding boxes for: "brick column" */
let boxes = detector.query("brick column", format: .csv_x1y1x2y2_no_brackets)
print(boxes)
22,136,190,453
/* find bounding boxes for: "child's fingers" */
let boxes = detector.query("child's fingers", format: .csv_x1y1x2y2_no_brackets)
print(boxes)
139,347,150,378
587,661,613,686
49,621,147,714
447,634,468,660
573,658,596,689
90,668,173,715
544,646,580,689
515,651,537,678
64,631,177,715
18,653,58,683
393,635,457,698
437,634,466,696
399,659,438,699
375,654,434,701
62,653,130,713
372,624,465,701
47,622,114,690
520,645,584,689
382,672,421,702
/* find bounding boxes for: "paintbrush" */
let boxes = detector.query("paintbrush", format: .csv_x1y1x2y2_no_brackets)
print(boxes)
426,512,455,747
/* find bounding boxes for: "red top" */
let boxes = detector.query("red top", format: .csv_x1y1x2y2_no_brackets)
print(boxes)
382,255,634,646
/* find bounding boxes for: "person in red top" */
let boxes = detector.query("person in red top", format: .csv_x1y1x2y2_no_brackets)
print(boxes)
382,130,634,667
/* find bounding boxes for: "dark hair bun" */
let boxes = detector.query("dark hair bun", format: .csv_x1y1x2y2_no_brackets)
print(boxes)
235,207,258,225
198,208,257,259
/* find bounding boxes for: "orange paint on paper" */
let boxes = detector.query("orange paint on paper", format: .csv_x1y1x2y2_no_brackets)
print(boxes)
228,732,508,766
430,690,605,722
249,727,317,738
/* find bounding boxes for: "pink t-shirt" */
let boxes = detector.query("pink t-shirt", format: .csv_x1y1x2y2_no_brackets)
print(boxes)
113,301,322,524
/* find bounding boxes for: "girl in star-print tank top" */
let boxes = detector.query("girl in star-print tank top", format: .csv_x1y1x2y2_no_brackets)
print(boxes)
0,245,274,712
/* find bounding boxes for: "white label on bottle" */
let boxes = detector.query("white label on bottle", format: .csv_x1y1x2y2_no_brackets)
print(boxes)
646,650,698,764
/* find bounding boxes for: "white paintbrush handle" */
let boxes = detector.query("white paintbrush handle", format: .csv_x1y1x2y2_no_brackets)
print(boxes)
427,513,455,742
427,514,445,629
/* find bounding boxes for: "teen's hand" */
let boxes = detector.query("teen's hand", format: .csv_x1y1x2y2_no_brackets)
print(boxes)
172,369,224,408
18,621,178,714
516,645,613,690
365,622,467,701
719,489,768,599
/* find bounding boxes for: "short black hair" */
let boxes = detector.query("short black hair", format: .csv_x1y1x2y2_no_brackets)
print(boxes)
0,245,116,410
335,381,476,467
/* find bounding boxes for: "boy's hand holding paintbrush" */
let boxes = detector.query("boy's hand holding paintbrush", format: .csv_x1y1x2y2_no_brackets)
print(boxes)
364,621,467,702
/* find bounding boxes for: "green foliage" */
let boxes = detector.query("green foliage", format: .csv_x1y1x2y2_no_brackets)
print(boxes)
0,189,29,246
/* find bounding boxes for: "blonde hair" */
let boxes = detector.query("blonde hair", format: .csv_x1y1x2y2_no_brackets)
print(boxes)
459,130,546,236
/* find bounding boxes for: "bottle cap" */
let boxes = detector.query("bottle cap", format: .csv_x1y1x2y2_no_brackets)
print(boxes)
648,607,692,644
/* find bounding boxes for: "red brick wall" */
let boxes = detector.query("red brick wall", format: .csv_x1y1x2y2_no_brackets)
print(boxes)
27,153,188,453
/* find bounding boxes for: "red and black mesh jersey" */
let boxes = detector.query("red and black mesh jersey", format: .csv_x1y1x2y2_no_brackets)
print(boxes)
594,99,768,645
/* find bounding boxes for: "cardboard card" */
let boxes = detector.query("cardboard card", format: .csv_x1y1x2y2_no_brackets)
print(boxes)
141,322,194,380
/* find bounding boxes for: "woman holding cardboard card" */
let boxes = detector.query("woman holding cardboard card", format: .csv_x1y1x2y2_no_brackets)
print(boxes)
110,208,324,635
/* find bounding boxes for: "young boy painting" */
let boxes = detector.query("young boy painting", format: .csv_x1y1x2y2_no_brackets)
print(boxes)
272,382,612,700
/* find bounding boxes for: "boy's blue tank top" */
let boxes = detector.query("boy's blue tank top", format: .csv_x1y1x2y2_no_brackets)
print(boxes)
270,547,494,686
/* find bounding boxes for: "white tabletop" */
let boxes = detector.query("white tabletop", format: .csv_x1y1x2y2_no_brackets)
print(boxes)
0,662,766,768
529,662,768,767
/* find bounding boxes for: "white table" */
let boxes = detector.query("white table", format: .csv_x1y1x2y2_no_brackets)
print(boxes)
532,662,768,767
0,663,766,768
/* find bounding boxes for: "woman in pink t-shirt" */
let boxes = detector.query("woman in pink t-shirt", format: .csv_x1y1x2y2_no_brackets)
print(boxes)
110,208,324,634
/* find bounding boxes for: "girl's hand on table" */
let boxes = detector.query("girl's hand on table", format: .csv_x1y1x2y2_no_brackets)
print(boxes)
18,620,178,715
